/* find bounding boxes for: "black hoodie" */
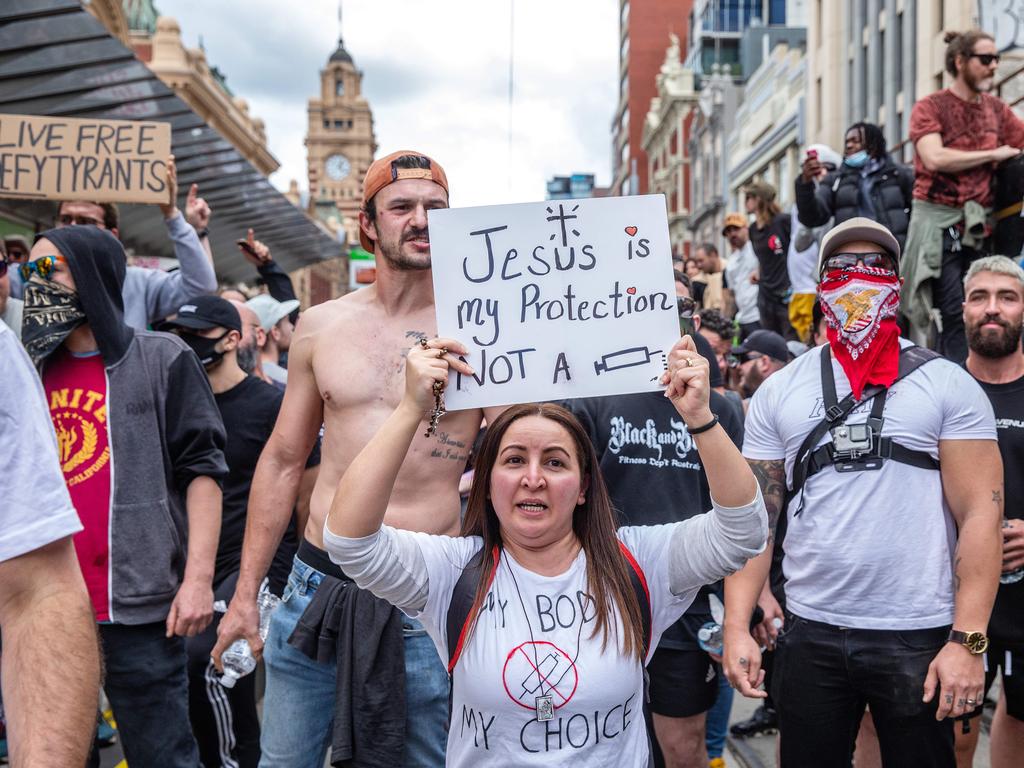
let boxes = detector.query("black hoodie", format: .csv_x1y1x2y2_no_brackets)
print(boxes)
35,226,228,625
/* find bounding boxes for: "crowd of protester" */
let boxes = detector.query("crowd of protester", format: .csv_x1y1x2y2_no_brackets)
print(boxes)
1,26,1023,768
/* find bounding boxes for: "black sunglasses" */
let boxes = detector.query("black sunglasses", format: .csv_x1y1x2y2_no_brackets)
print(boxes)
821,251,897,274
969,53,1000,67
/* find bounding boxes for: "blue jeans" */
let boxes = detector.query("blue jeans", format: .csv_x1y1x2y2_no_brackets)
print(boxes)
704,664,733,759
258,555,448,768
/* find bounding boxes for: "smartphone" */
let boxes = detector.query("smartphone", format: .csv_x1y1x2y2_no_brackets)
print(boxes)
806,149,818,161
236,239,258,257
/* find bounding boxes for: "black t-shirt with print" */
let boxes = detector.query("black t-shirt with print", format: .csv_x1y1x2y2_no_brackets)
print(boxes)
976,373,1024,646
563,389,744,650
215,375,321,594
748,213,792,298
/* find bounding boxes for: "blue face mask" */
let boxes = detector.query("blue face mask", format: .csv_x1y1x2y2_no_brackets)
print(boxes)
845,150,869,169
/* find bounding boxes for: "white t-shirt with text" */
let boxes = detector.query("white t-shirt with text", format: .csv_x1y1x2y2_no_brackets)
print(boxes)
743,341,996,629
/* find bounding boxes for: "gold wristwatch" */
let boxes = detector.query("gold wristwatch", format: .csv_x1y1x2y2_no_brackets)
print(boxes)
948,629,989,655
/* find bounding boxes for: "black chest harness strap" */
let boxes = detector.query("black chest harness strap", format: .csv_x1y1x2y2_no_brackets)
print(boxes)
790,345,942,514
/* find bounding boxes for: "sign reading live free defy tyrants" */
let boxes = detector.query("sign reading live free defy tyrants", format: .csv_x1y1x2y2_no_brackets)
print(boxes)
429,194,680,410
0,114,171,204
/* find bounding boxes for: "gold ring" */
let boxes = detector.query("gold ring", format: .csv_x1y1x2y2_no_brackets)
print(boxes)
685,357,694,367
419,338,429,349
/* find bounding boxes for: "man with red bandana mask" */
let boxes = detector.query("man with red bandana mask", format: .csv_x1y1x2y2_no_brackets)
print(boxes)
721,217,1003,767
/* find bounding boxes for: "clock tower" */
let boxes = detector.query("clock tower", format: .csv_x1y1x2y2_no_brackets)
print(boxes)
305,34,376,246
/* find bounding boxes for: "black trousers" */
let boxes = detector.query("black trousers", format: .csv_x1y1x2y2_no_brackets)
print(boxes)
772,614,954,768
87,622,199,768
186,571,261,768
756,290,797,341
933,230,987,365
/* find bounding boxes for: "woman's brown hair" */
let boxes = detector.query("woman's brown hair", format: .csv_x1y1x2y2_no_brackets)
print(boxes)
460,403,647,661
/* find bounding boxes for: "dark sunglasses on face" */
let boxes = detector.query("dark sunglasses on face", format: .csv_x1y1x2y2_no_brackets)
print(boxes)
57,213,104,228
19,254,66,282
821,251,897,274
677,296,696,317
969,53,1000,67
728,351,763,368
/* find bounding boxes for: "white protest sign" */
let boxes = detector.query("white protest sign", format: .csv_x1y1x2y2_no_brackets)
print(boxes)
429,194,680,410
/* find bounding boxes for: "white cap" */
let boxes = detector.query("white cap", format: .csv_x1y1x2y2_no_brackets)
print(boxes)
219,670,240,689
246,293,299,332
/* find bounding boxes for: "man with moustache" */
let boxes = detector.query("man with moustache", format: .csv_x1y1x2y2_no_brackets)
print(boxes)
959,256,1024,768
724,218,1002,767
212,152,500,768
903,30,1024,362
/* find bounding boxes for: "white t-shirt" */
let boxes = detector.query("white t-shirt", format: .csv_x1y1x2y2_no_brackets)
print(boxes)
323,493,766,768
0,323,82,562
743,341,996,629
786,207,819,295
724,242,760,324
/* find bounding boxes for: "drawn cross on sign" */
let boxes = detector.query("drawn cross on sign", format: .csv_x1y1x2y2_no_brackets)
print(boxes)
546,203,581,247
502,640,579,710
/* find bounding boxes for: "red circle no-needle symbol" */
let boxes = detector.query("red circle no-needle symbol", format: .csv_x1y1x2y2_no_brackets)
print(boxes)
502,640,579,711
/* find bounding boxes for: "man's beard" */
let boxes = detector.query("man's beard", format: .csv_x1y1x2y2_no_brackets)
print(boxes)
378,226,431,271
740,365,763,398
236,340,258,374
966,69,994,94
967,315,1023,358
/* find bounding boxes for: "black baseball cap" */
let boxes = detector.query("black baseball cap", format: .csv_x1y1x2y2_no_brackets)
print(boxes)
731,329,790,363
164,295,242,333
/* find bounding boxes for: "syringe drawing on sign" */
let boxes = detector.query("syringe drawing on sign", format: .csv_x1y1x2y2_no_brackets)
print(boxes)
592,345,668,377
521,653,561,696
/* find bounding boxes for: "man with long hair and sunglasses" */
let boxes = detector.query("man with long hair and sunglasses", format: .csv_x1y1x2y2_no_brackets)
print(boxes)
902,29,1024,363
723,217,1002,767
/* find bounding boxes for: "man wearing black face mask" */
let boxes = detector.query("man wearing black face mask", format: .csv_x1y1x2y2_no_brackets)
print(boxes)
19,227,227,768
165,295,321,768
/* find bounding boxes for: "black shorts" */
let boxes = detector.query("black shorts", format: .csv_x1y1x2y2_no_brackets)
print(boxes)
972,640,1024,721
646,646,719,718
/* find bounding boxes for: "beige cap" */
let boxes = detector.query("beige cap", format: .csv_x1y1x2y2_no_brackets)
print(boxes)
721,212,748,235
817,217,901,274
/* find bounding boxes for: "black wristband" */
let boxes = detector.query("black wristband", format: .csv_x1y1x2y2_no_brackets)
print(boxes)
196,228,209,240
687,414,719,435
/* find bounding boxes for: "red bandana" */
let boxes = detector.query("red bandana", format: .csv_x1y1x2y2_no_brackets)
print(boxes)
818,266,901,398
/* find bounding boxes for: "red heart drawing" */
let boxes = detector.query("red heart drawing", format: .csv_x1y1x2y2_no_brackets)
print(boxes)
626,286,637,295
625,226,638,236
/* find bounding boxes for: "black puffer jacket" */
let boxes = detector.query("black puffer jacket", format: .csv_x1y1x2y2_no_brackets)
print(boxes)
794,158,914,252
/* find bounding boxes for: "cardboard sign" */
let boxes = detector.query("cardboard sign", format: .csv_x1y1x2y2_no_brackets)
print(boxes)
0,114,171,204
430,194,680,410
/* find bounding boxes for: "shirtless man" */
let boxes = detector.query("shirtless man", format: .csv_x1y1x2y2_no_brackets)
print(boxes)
213,151,495,768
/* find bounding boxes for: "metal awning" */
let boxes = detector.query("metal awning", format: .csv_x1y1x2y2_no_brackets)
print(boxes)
0,0,343,283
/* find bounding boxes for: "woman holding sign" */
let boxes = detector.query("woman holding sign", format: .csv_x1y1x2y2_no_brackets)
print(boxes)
322,334,766,766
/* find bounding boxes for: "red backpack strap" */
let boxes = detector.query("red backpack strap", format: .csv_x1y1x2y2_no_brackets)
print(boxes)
446,545,500,674
618,540,653,660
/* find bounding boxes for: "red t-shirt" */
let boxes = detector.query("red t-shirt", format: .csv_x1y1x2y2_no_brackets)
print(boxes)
44,349,112,621
910,89,1024,208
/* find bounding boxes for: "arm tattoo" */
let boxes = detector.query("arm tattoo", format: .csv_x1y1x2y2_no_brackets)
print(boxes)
748,459,787,544
954,555,962,593
993,489,1003,507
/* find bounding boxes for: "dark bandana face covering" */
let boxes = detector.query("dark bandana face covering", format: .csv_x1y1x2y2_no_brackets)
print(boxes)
21,275,86,367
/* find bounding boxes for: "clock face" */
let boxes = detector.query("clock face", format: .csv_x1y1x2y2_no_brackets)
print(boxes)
325,153,351,181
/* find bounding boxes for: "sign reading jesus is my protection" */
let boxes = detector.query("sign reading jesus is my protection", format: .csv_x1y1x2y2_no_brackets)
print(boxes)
429,194,680,410
0,114,171,204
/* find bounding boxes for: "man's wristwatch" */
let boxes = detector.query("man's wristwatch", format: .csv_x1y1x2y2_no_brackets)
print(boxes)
948,629,989,655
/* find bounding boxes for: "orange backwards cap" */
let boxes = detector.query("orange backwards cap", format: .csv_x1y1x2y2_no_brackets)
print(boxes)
359,150,449,253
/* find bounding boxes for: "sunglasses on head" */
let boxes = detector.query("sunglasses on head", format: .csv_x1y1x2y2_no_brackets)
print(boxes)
969,53,1000,66
821,251,897,274
19,254,67,282
677,296,696,317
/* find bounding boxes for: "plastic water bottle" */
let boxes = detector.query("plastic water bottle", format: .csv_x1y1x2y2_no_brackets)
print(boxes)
697,621,724,655
1001,520,1024,585
220,584,281,688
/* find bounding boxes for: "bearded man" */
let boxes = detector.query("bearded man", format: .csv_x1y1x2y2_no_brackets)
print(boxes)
959,256,1024,768
721,218,1002,767
902,29,1024,363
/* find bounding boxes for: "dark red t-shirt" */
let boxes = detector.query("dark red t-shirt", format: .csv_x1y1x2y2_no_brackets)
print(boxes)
44,349,111,621
910,89,1024,208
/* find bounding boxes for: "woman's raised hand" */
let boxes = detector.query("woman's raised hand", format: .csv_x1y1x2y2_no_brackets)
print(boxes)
403,337,473,412
660,334,713,428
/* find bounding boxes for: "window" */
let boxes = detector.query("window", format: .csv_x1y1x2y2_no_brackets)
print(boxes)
768,0,786,24
335,79,345,96
894,11,904,87
323,120,330,129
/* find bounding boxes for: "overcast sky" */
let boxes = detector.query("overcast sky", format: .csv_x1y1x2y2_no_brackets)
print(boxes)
158,0,620,208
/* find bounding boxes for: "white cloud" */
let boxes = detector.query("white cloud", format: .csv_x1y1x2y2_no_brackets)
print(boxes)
156,0,619,207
